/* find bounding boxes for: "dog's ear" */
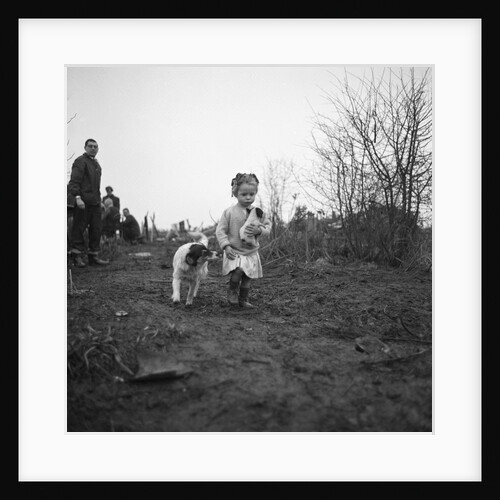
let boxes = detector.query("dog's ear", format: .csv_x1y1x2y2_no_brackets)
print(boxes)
185,244,207,265
255,207,263,218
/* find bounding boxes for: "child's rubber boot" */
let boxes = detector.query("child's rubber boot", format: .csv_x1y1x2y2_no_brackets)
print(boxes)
238,287,254,308
227,282,240,306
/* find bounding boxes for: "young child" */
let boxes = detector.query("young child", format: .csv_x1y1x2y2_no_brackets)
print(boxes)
216,173,272,308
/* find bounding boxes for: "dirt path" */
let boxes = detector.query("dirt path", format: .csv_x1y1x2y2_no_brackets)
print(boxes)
67,241,432,432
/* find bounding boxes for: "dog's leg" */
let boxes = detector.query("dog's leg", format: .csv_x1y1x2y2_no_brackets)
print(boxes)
172,277,181,303
193,277,201,298
186,280,196,305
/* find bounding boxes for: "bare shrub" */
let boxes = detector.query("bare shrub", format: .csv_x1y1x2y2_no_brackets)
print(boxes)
303,67,432,266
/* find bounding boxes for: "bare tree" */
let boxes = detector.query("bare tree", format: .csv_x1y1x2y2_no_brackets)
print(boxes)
308,67,432,264
260,158,299,234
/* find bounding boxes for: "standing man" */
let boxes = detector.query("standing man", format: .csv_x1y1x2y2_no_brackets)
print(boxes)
68,138,109,267
102,186,120,211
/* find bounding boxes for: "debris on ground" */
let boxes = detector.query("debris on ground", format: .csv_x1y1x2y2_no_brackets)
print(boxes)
355,335,391,359
131,349,194,382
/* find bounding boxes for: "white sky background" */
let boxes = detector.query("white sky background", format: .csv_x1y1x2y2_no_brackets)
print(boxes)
67,64,345,229
21,19,481,482
67,64,424,230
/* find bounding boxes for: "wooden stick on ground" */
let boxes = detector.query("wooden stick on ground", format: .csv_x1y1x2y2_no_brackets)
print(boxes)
363,348,431,365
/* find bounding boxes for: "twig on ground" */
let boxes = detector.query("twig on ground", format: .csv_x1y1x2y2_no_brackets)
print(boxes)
93,363,116,379
399,316,421,338
362,348,431,365
381,337,432,344
383,305,425,339
114,353,134,375
242,358,271,365
345,307,368,318
382,305,398,321
68,269,80,295
342,379,356,395
262,255,289,267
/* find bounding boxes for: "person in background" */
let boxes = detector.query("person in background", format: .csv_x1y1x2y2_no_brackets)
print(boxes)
102,186,120,211
67,138,109,267
101,198,121,239
121,208,142,244
67,185,76,264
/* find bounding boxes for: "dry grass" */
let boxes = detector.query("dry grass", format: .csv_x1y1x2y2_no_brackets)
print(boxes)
260,223,431,272
67,324,133,380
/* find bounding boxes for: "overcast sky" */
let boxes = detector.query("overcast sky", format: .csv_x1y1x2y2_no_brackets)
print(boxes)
66,65,362,230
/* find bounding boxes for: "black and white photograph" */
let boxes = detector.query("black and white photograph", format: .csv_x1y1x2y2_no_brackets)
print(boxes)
19,19,481,482
65,64,433,433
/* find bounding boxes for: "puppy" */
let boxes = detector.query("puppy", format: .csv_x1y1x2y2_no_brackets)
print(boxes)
240,207,264,248
171,238,219,305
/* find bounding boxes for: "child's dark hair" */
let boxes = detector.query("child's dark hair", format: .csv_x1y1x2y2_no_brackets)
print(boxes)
231,173,259,197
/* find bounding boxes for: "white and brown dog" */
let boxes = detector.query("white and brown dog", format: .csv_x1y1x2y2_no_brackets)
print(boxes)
171,235,219,306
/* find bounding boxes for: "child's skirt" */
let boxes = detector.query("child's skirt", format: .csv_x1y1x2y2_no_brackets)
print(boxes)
222,252,263,279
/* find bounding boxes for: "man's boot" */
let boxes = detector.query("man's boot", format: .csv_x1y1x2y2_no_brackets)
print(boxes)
88,254,109,266
73,254,86,268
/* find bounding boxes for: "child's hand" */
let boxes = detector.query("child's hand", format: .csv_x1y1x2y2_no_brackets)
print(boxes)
224,245,237,260
244,223,262,236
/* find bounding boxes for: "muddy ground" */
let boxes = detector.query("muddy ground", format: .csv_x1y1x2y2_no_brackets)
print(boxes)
67,239,432,432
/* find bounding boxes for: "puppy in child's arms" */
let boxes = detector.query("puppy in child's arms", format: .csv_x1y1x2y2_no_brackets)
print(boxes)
240,207,265,248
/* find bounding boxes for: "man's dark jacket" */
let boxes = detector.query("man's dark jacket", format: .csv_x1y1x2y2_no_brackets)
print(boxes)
68,153,102,206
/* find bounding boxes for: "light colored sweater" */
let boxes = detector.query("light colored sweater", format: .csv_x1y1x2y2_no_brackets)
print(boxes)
216,204,272,256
